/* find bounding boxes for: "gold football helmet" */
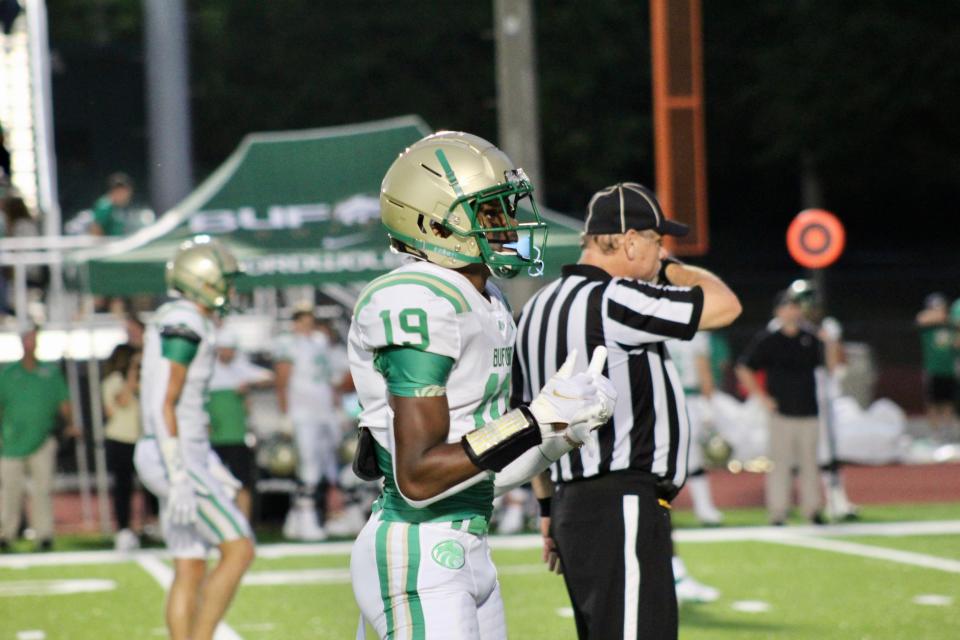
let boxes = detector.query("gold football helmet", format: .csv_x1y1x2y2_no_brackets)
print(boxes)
165,235,241,313
380,131,548,278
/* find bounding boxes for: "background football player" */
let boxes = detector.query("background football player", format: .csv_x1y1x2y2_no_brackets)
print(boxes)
347,131,615,639
133,237,255,640
274,303,352,540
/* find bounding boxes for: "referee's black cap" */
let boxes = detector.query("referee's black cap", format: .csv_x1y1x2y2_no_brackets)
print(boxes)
583,182,689,237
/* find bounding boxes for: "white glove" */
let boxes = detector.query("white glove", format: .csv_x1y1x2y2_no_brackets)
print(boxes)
167,470,201,526
159,438,208,526
560,347,617,445
208,451,243,501
528,349,598,428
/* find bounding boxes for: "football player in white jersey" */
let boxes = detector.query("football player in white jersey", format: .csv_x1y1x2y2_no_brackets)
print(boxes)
667,332,723,525
347,131,616,639
274,304,352,540
133,236,255,640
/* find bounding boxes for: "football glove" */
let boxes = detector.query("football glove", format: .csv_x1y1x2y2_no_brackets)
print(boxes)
166,470,201,526
159,438,208,526
538,347,616,448
528,349,600,428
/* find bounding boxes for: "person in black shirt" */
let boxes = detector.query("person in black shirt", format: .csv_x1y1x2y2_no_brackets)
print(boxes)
736,288,826,525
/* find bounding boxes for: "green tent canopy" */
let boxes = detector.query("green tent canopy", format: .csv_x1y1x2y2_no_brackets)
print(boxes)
71,116,583,295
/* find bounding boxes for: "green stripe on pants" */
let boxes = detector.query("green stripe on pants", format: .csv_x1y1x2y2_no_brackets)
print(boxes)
407,524,425,640
376,521,396,637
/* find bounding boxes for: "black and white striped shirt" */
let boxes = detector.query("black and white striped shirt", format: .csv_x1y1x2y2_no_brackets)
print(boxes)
512,264,704,489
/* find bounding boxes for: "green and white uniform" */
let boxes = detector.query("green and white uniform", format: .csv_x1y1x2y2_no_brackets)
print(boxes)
348,261,514,640
134,299,252,558
666,332,711,472
273,331,350,487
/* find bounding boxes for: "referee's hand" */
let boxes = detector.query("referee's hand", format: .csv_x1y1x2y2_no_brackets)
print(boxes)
540,516,562,575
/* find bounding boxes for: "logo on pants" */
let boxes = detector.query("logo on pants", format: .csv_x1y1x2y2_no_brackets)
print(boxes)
431,540,465,570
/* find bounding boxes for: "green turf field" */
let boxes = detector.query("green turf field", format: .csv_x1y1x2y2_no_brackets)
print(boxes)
1,503,958,639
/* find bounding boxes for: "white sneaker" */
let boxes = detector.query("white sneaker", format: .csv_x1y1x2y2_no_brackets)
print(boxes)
689,476,724,526
298,513,328,541
295,497,327,541
114,528,140,552
283,506,302,540
325,505,367,538
825,485,859,522
676,575,721,603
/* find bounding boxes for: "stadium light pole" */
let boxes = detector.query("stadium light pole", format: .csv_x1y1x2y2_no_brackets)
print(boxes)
493,0,544,201
143,0,194,214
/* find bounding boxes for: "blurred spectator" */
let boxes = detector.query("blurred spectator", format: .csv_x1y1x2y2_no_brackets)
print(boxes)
736,290,826,526
788,279,859,521
206,327,274,520
124,312,145,349
0,326,79,552
1,193,46,317
915,293,958,440
102,343,151,551
89,172,134,237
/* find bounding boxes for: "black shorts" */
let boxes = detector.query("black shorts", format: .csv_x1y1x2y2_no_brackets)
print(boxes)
553,471,677,640
212,444,255,488
926,375,956,404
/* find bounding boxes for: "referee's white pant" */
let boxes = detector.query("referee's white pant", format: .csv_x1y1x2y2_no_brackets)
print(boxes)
351,511,506,639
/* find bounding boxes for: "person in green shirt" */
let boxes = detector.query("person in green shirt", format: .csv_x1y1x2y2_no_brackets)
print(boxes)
206,328,274,520
0,327,78,552
916,293,959,439
89,172,134,237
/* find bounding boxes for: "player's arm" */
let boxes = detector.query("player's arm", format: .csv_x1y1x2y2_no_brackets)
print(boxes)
387,347,613,506
392,393,486,502
156,323,206,524
162,362,188,438
661,261,742,329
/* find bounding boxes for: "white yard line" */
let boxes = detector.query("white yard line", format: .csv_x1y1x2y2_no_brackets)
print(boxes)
766,535,960,574
135,556,243,640
2,519,959,570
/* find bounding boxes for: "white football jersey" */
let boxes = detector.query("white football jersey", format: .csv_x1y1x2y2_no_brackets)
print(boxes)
348,261,516,512
140,299,216,440
666,331,711,393
273,331,349,417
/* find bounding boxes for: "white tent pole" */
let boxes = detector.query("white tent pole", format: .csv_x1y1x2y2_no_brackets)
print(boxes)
64,355,93,529
79,264,112,535
13,263,28,328
85,326,111,535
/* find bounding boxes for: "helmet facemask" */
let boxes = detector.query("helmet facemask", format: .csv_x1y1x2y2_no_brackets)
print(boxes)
434,151,547,279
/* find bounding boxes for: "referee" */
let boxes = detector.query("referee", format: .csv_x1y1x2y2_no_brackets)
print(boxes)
513,182,741,639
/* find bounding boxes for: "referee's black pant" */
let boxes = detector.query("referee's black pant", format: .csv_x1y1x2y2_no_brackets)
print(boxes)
552,471,677,640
